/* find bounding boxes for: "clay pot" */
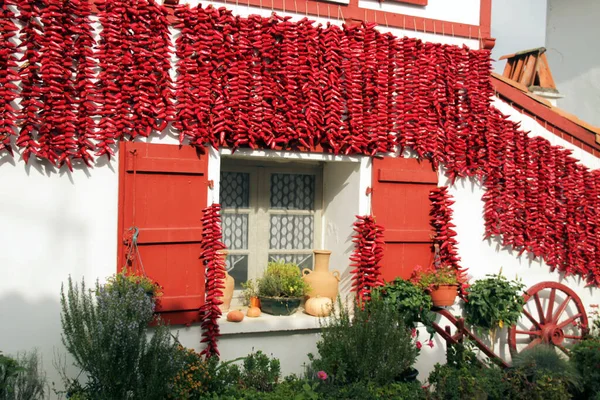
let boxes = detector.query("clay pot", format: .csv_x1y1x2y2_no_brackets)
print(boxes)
302,250,340,301
430,285,458,307
217,250,235,312
250,296,261,309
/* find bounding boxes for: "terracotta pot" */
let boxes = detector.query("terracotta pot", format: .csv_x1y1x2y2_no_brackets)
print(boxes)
302,250,340,301
250,296,261,309
217,250,235,312
430,285,458,307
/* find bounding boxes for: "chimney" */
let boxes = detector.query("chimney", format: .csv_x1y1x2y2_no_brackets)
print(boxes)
500,47,562,106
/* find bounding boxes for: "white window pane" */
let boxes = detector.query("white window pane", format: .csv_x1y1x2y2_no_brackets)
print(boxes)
222,214,248,250
268,253,313,271
220,171,250,208
269,215,314,250
226,254,248,290
270,173,315,210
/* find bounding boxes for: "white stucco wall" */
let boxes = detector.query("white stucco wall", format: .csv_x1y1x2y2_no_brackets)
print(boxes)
546,0,600,126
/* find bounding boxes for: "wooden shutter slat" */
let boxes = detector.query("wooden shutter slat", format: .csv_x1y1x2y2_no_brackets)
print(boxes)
126,157,206,174
136,228,203,244
378,168,438,184
385,229,433,243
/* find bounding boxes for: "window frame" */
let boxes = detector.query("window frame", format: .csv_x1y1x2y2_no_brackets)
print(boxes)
220,158,324,290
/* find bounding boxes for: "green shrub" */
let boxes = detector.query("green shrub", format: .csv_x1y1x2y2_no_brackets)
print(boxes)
60,276,182,399
257,261,309,298
309,297,417,385
374,278,436,336
0,350,46,400
511,345,581,394
566,338,600,398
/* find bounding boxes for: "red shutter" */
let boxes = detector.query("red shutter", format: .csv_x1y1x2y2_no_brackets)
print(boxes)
118,142,209,325
371,157,437,281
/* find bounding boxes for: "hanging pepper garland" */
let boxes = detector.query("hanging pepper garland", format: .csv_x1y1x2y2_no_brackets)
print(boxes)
3,2,600,285
0,0,19,156
199,203,227,358
350,215,385,303
429,187,468,296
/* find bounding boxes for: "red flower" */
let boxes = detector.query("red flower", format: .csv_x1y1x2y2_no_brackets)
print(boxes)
411,328,417,338
416,341,423,350
317,371,328,380
427,340,434,348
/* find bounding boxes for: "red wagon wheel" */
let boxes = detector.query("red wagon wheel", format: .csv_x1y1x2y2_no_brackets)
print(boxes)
508,282,588,356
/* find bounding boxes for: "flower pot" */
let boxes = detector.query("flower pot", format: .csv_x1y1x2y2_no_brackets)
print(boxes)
258,297,302,316
216,251,235,312
430,284,458,307
250,296,261,309
397,367,419,383
302,250,340,301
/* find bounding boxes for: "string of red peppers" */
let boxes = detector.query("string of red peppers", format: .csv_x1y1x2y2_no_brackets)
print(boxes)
2,2,600,285
199,203,227,359
350,215,385,303
429,187,468,296
0,0,19,156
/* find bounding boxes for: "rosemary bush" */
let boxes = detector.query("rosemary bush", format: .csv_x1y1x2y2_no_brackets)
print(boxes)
309,297,417,385
60,276,182,400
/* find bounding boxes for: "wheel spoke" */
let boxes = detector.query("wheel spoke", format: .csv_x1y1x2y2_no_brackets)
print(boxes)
545,288,556,322
522,309,542,330
552,295,571,322
534,293,545,324
524,338,542,351
557,313,583,329
515,329,542,336
563,335,583,340
556,344,570,355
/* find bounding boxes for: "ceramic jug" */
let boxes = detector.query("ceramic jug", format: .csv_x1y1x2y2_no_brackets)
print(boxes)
302,250,340,301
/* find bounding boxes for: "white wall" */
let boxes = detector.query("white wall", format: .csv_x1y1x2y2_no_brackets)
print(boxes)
546,0,600,126
491,0,547,72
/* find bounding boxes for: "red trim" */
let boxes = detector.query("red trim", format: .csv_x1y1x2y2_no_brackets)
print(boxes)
89,0,494,47
491,76,600,154
395,0,428,6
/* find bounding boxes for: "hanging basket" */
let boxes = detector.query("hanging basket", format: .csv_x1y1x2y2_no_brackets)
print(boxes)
430,285,458,307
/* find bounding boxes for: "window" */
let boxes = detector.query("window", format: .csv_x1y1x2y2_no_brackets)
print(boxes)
220,159,323,289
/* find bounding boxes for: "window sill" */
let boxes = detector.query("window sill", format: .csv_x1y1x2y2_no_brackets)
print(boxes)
219,308,322,335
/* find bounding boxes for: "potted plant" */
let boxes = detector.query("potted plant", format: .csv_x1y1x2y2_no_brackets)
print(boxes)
410,265,459,307
241,279,261,308
463,270,525,352
256,260,310,316
106,270,163,299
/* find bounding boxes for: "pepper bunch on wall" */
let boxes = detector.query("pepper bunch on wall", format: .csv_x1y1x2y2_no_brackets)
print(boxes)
1,1,600,285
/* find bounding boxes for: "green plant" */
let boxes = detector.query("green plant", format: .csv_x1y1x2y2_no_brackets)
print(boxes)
511,345,581,394
309,297,417,385
571,337,600,398
463,271,526,351
374,278,436,336
0,350,46,400
588,303,600,337
105,269,163,298
241,279,259,306
409,265,458,292
257,260,309,298
60,276,182,399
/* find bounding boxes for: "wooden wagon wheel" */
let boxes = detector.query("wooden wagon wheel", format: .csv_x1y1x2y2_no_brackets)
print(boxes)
508,281,588,356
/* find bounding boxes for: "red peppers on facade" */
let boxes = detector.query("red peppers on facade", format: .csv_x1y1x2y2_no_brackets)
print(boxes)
350,215,385,303
199,203,227,358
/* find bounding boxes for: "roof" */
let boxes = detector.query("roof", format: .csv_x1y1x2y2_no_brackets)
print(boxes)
491,64,600,156
499,47,557,91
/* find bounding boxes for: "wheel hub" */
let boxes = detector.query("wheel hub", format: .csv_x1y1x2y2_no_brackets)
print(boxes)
542,324,565,345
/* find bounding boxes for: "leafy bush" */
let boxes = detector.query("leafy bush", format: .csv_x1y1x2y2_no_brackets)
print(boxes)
257,261,309,298
374,278,436,336
464,272,525,350
60,276,182,399
309,297,417,385
0,350,46,400
570,338,600,398
511,345,581,393
105,270,163,297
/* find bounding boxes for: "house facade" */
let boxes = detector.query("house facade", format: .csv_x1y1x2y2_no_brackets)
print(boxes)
1,0,598,392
